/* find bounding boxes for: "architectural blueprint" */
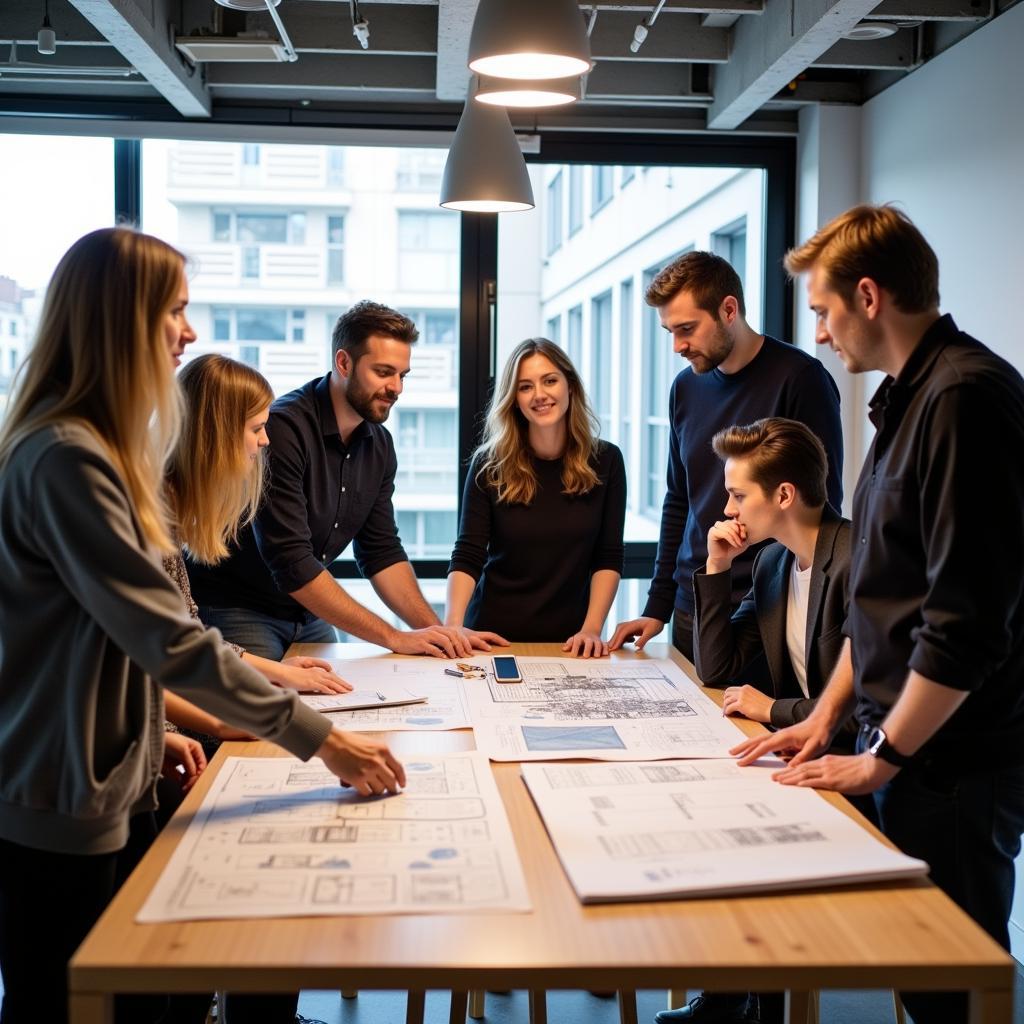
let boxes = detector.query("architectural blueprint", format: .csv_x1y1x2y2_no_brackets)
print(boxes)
137,753,530,922
521,759,928,901
319,658,470,730
459,657,746,760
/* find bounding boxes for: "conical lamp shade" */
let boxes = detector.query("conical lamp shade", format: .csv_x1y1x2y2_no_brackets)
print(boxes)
439,96,535,212
468,0,591,81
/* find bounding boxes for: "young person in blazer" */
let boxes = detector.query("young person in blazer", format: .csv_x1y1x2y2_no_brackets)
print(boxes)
692,417,853,743
656,418,855,1024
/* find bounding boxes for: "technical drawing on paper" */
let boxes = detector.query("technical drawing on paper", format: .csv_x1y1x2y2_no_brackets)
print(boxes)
459,657,746,761
521,759,928,902
137,753,530,923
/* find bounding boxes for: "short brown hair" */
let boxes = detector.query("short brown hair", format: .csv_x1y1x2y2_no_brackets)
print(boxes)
644,250,746,317
331,300,419,361
784,204,939,314
712,417,827,508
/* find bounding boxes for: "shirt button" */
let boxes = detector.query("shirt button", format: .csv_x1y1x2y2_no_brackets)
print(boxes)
346,454,351,460
860,537,867,544
321,552,327,560
342,486,346,493
334,522,338,529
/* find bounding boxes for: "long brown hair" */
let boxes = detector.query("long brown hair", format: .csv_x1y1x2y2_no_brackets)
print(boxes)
166,354,274,565
475,338,601,505
0,227,184,552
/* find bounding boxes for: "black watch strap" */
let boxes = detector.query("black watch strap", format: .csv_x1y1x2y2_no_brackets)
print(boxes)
866,726,914,768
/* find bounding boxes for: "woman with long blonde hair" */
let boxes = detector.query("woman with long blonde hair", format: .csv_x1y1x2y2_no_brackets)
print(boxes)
446,338,625,655
162,354,351,757
0,228,403,1024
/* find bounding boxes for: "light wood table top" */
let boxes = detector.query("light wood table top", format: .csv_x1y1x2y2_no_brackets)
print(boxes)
69,643,1014,1023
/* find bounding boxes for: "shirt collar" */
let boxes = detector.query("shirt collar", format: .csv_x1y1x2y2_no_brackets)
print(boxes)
313,372,371,448
868,313,958,415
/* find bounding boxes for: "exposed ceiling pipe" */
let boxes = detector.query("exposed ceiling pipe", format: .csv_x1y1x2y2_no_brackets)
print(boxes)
262,0,296,61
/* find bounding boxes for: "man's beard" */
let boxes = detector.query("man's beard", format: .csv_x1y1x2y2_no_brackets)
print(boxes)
347,376,397,423
687,322,734,375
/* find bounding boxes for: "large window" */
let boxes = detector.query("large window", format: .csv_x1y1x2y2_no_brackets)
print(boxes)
142,139,462,593
0,134,115,410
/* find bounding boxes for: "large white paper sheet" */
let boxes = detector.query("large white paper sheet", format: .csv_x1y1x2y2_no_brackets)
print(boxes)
300,684,426,714
522,759,928,901
321,658,470,730
459,656,746,761
138,753,531,922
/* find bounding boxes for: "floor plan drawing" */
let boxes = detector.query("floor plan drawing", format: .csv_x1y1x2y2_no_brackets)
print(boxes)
459,657,746,761
521,759,928,901
137,753,530,922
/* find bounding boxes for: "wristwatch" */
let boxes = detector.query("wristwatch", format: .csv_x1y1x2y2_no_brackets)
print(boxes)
865,726,914,768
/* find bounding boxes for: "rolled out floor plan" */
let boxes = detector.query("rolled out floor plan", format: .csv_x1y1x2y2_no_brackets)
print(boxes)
138,752,530,922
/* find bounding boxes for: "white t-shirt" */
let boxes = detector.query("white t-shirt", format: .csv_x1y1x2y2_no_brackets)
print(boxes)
785,558,813,699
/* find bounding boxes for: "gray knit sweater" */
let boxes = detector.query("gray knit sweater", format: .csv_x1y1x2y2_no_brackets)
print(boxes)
0,420,331,855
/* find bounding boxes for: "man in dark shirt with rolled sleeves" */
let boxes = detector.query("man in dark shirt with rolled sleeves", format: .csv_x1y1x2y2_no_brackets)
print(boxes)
736,205,1024,1024
610,251,843,665
189,300,501,662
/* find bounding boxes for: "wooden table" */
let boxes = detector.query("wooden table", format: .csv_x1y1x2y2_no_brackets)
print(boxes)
69,643,1014,1024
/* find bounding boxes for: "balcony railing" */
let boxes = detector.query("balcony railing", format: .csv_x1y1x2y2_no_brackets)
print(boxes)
185,244,326,290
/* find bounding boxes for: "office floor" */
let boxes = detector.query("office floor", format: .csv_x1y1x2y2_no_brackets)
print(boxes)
295,980,1024,1024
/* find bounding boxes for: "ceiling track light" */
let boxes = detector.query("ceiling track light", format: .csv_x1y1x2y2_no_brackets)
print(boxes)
439,79,535,213
468,0,592,82
38,0,56,55
629,0,668,55
475,73,581,108
350,0,369,50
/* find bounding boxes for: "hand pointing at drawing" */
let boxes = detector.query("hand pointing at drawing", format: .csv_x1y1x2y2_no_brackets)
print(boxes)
316,728,406,796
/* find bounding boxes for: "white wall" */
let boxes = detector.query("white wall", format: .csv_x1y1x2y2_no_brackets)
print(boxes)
860,3,1024,367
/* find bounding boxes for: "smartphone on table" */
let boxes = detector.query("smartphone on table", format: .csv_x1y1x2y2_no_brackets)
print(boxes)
491,655,521,683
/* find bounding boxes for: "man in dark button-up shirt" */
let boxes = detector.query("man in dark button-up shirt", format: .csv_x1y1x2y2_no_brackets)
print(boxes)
736,206,1024,1024
189,301,503,663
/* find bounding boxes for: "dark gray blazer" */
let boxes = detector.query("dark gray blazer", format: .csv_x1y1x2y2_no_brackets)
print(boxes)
692,507,850,732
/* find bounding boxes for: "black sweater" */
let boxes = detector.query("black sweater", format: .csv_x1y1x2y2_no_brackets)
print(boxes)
448,442,626,641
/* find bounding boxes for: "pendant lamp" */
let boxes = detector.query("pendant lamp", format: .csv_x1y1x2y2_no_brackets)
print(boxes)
468,0,591,81
475,73,581,108
439,86,535,213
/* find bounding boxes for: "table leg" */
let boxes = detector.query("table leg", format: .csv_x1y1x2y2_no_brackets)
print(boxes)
341,989,358,999
406,989,426,1024
667,990,687,1010
784,990,812,1024
968,986,1014,1024
68,993,112,1024
529,989,548,1024
469,990,486,1019
618,990,639,1024
449,990,469,1024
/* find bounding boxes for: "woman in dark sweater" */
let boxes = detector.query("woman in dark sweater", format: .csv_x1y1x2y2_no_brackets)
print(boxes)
446,338,626,655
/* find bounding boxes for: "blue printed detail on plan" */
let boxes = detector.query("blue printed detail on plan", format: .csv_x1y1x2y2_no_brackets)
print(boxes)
521,725,626,751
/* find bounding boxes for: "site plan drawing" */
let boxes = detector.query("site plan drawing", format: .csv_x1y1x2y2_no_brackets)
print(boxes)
319,658,470,730
459,656,746,761
137,752,530,922
521,759,928,901
300,685,426,714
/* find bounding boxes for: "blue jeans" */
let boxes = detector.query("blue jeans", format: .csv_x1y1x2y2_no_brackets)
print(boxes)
199,604,337,661
858,726,1024,1024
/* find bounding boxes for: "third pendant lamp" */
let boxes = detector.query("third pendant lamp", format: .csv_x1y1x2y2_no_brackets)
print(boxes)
439,84,535,213
468,0,591,81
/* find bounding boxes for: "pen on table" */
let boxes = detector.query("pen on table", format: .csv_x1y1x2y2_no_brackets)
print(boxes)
444,668,465,678
375,690,387,701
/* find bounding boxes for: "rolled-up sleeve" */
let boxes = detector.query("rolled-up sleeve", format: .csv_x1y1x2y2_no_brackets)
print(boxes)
253,415,326,595
908,383,1023,690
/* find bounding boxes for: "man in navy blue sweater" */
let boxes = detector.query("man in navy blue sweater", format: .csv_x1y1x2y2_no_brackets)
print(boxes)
611,251,843,666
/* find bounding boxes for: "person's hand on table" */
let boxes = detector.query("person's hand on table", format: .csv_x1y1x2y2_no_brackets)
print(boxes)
452,625,510,653
721,684,774,723
279,656,353,693
768,751,898,795
388,625,469,658
563,630,610,658
730,716,833,767
162,731,207,793
608,616,665,651
317,728,406,796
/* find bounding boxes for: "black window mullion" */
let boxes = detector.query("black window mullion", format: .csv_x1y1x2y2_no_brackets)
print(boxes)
114,138,141,227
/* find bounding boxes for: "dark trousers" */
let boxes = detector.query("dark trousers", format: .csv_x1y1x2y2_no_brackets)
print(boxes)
672,610,695,662
0,833,210,1024
869,757,1024,1024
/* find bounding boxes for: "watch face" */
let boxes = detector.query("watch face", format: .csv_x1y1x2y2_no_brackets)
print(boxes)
866,727,885,756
